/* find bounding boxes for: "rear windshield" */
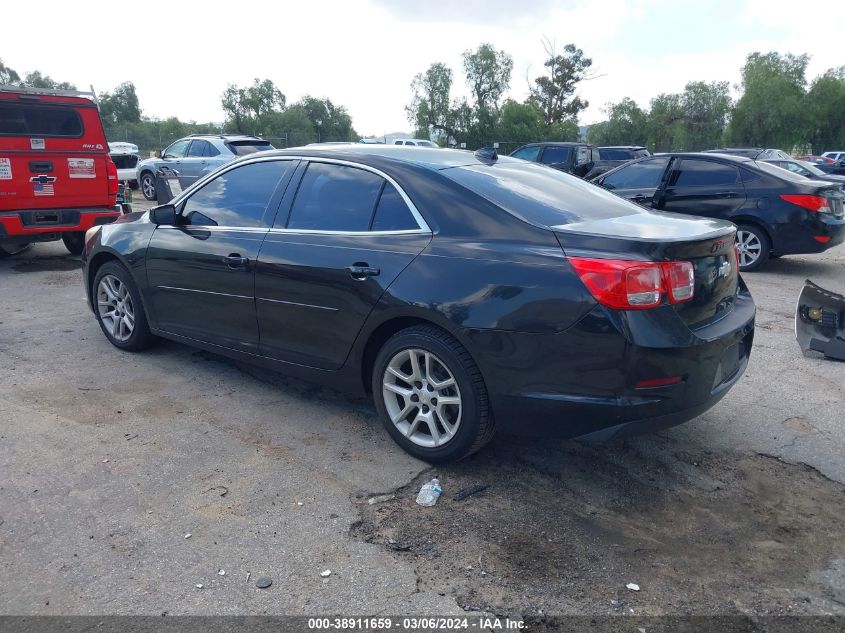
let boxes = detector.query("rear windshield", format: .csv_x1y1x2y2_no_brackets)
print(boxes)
751,160,816,183
0,102,84,137
225,140,275,156
599,148,638,160
443,159,645,227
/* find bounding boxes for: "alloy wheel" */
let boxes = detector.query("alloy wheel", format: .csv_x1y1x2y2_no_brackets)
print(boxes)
382,348,462,448
97,274,135,342
141,174,155,200
736,230,762,268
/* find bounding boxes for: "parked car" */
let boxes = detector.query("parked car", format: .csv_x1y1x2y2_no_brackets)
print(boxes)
822,151,845,163
593,152,845,271
797,154,836,165
136,134,274,201
0,85,120,257
108,142,139,188
510,141,598,178
393,138,438,147
82,145,754,462
585,145,650,179
762,158,845,189
704,148,792,160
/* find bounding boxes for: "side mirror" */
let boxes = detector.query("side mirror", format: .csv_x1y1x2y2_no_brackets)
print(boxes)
150,204,176,225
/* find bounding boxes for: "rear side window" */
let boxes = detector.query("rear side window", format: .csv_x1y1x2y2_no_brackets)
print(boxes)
286,162,383,231
540,146,570,165
673,159,739,187
444,160,647,227
601,157,670,190
511,146,541,162
0,103,83,137
599,148,635,160
371,183,417,231
181,160,290,227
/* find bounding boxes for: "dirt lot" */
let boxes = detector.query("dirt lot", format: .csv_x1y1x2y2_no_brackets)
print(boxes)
1,199,844,623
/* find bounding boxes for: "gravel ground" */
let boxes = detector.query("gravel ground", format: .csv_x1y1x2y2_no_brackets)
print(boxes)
1,199,843,623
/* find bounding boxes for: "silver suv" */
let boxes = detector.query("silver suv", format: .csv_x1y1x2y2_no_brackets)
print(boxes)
137,134,274,200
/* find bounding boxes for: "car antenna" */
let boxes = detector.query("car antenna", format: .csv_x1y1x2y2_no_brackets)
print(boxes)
474,147,498,162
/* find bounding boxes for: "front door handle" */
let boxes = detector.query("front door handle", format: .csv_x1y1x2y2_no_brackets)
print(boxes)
715,191,738,199
223,253,248,269
347,264,380,280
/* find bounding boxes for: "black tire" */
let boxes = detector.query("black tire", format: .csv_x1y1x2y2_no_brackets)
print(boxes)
0,243,30,258
735,223,771,272
92,261,155,352
140,171,156,200
372,325,494,463
62,231,85,255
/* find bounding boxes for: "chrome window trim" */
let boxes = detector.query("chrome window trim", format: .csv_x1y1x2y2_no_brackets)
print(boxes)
169,155,432,236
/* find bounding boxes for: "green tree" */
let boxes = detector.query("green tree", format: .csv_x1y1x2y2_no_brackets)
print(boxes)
462,43,513,140
805,67,845,154
677,81,732,150
587,98,649,146
730,52,809,149
295,95,356,142
221,78,285,132
99,81,141,125
496,100,546,148
529,40,592,124
0,58,20,84
22,70,76,90
406,62,455,140
648,92,684,152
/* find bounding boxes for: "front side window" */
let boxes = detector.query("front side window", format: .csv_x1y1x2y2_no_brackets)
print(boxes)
511,146,541,162
163,139,190,159
540,146,571,165
576,146,591,165
0,103,83,137
673,159,739,187
286,162,384,231
600,157,671,191
181,160,290,227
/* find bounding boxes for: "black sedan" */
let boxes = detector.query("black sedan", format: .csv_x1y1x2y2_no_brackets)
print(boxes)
762,158,845,188
593,152,845,271
82,146,755,462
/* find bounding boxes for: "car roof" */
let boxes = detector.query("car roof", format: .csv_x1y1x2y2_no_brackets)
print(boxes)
241,144,520,171
599,145,646,150
186,134,263,141
518,141,589,147
654,151,753,163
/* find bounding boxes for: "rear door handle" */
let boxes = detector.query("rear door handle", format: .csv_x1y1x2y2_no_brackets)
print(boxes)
347,264,380,280
223,253,248,269
715,191,738,198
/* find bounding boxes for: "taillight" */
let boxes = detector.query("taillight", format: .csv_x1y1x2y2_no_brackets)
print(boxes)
568,257,695,310
780,194,831,214
106,159,119,196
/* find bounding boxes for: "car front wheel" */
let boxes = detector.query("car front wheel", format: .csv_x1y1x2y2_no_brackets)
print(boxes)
140,172,156,200
372,325,494,463
93,261,155,351
735,224,770,272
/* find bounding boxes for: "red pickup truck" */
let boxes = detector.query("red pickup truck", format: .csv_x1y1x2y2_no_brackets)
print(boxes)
0,85,121,257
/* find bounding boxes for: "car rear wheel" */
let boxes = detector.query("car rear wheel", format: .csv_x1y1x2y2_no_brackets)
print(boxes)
735,224,770,272
372,325,494,463
93,261,155,351
62,232,85,255
0,243,30,258
140,172,156,200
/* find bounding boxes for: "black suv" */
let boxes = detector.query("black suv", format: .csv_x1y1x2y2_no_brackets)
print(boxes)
594,152,845,271
586,145,650,179
510,142,597,178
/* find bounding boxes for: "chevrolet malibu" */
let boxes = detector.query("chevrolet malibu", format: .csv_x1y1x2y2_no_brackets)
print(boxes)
82,146,755,463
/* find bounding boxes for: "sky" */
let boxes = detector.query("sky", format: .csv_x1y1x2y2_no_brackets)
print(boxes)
2,0,843,136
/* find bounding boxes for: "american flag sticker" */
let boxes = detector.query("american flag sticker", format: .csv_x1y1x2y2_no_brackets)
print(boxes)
30,175,57,197
34,182,55,196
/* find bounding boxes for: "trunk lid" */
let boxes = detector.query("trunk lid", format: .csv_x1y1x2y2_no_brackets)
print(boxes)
554,210,738,329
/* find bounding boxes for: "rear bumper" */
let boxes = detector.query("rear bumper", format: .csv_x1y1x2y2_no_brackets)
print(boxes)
0,208,121,243
465,288,755,439
774,213,845,255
